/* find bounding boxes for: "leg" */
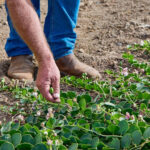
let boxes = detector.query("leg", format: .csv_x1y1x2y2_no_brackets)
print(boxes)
6,0,40,80
5,0,40,57
44,0,101,79
44,0,79,60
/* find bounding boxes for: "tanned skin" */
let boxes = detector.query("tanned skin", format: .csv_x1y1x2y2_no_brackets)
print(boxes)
6,0,60,103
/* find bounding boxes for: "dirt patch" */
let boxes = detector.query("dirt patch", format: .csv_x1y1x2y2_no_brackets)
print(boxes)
0,0,150,121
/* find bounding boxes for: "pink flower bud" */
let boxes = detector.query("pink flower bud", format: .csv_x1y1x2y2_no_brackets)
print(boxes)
125,112,130,120
131,115,135,121
47,139,53,145
122,68,129,76
0,121,2,126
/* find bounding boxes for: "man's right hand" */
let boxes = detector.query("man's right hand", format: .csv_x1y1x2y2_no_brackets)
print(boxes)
36,59,61,103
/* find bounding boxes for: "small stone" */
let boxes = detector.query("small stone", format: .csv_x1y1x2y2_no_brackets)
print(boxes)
2,21,8,26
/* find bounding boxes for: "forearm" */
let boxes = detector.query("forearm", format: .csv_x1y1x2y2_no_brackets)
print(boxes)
6,0,53,63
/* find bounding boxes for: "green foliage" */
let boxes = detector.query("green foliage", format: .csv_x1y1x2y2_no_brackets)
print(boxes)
0,42,150,149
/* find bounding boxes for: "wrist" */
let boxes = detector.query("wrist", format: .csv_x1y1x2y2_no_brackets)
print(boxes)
36,51,54,65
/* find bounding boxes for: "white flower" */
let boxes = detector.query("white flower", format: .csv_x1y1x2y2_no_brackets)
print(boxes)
36,111,41,116
138,115,145,122
140,40,144,46
48,108,53,113
16,115,24,121
32,92,38,98
122,67,128,76
44,131,48,135
127,45,131,49
133,103,137,108
46,114,50,120
47,139,53,145
46,112,54,120
53,131,57,137
55,140,59,145
41,122,45,128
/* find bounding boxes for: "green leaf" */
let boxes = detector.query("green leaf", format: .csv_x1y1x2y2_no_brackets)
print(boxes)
132,130,142,145
107,125,119,134
46,118,56,129
101,102,116,107
81,95,91,103
1,134,11,142
58,145,68,150
0,142,15,150
19,126,28,133
11,133,22,147
140,103,147,110
143,127,150,139
16,143,33,150
68,143,78,150
26,116,34,124
80,133,92,141
0,141,6,147
22,134,35,145
118,120,128,135
91,137,99,148
84,108,92,118
32,144,48,150
1,122,11,134
67,99,74,107
11,123,20,130
79,98,86,111
121,134,131,148
108,138,120,150
34,134,42,144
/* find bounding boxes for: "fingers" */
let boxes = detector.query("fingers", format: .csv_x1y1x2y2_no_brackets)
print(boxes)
51,76,60,103
37,83,60,103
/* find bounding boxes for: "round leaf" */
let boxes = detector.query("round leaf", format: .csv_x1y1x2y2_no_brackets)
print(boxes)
11,133,22,147
32,144,48,150
121,134,131,148
143,127,150,139
0,142,15,150
132,130,142,145
118,120,128,135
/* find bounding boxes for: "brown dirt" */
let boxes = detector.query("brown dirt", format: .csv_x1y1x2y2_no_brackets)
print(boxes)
0,0,150,121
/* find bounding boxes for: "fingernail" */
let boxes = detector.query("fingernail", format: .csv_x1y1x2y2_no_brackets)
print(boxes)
55,99,60,103
53,93,60,99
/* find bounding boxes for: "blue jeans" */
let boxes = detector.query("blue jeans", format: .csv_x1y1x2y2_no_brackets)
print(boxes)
5,0,80,60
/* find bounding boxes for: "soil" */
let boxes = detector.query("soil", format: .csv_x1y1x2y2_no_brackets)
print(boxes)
0,0,150,122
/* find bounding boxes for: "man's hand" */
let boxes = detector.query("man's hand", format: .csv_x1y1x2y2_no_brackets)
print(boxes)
36,59,60,103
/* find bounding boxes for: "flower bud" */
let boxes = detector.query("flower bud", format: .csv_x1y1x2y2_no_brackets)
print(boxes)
47,139,53,145
125,112,130,120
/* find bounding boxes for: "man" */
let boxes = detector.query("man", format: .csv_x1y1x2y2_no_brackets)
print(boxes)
6,0,101,102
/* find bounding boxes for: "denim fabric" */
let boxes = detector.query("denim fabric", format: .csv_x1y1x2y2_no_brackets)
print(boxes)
5,0,80,60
